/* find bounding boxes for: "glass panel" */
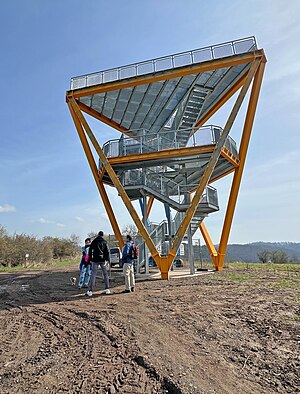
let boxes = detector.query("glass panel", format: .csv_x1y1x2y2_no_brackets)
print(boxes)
189,127,213,146
119,65,136,79
86,73,102,86
212,127,221,143
213,44,233,58
137,61,154,75
155,57,173,71
103,69,118,83
192,48,212,63
234,38,256,54
173,53,192,67
71,77,86,89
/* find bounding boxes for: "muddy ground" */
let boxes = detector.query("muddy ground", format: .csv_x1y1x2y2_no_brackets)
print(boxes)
0,265,299,394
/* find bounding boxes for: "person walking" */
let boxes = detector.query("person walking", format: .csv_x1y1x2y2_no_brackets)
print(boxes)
122,234,137,293
86,231,111,296
78,237,92,289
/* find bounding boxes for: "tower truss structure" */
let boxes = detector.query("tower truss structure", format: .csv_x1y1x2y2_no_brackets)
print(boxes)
66,37,266,279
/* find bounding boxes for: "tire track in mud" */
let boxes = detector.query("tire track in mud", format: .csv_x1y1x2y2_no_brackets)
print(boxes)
0,303,165,393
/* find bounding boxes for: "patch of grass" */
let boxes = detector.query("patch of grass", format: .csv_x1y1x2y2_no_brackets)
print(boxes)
209,272,255,281
0,258,78,272
271,279,299,289
47,259,79,269
226,273,253,281
226,262,300,273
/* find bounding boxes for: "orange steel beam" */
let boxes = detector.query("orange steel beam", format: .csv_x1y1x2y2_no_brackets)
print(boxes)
69,98,161,269
107,145,238,168
98,166,106,182
77,101,128,133
217,60,266,270
67,101,124,250
67,51,265,99
199,222,218,269
102,146,238,186
220,147,240,167
108,145,215,165
169,58,261,268
146,196,154,218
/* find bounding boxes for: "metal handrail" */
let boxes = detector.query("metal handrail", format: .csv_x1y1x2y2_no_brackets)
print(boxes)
101,125,237,159
70,36,257,90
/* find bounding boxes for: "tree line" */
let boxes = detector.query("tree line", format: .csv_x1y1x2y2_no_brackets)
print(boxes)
0,224,136,268
0,225,81,268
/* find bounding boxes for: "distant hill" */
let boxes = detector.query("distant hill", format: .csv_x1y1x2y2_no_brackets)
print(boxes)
197,242,300,263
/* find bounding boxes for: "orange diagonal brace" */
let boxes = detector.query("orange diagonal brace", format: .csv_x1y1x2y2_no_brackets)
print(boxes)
67,100,124,250
217,60,266,270
169,58,261,263
146,196,154,218
199,222,218,269
69,97,160,267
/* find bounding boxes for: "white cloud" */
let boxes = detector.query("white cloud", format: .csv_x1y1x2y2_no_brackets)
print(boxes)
0,204,16,213
75,216,84,222
37,218,66,227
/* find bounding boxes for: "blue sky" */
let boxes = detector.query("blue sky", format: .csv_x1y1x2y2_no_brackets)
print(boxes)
0,0,299,244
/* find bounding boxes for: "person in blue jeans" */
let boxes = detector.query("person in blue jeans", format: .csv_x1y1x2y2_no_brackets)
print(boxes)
78,238,92,289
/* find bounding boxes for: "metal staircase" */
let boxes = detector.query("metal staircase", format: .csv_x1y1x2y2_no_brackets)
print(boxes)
171,86,211,147
136,185,219,269
100,124,235,266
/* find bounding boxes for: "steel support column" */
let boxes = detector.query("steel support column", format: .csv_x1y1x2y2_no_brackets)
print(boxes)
168,58,261,271
67,100,124,249
68,98,162,271
217,60,266,270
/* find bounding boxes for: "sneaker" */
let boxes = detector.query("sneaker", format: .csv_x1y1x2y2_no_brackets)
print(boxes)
131,287,135,292
104,289,111,295
123,289,131,293
85,290,93,297
78,285,82,289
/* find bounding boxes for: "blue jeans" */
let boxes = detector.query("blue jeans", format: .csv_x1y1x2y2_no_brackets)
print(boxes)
78,265,91,287
89,262,109,292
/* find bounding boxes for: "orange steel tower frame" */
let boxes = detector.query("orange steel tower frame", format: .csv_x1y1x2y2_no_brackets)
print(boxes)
66,38,266,279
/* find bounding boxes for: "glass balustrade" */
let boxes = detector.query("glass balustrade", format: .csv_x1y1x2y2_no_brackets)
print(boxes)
71,37,257,90
101,125,237,160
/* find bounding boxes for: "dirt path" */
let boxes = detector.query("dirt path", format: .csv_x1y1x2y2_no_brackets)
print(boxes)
0,267,299,393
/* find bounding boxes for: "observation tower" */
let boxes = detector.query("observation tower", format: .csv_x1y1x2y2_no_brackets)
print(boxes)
66,37,266,279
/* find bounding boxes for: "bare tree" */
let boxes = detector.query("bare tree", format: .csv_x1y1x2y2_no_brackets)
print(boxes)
257,250,271,264
271,250,289,264
122,224,138,237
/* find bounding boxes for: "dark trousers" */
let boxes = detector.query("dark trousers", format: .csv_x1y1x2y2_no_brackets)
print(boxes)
89,262,109,291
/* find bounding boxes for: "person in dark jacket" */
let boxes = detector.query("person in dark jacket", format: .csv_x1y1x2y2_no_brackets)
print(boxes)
86,231,110,296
